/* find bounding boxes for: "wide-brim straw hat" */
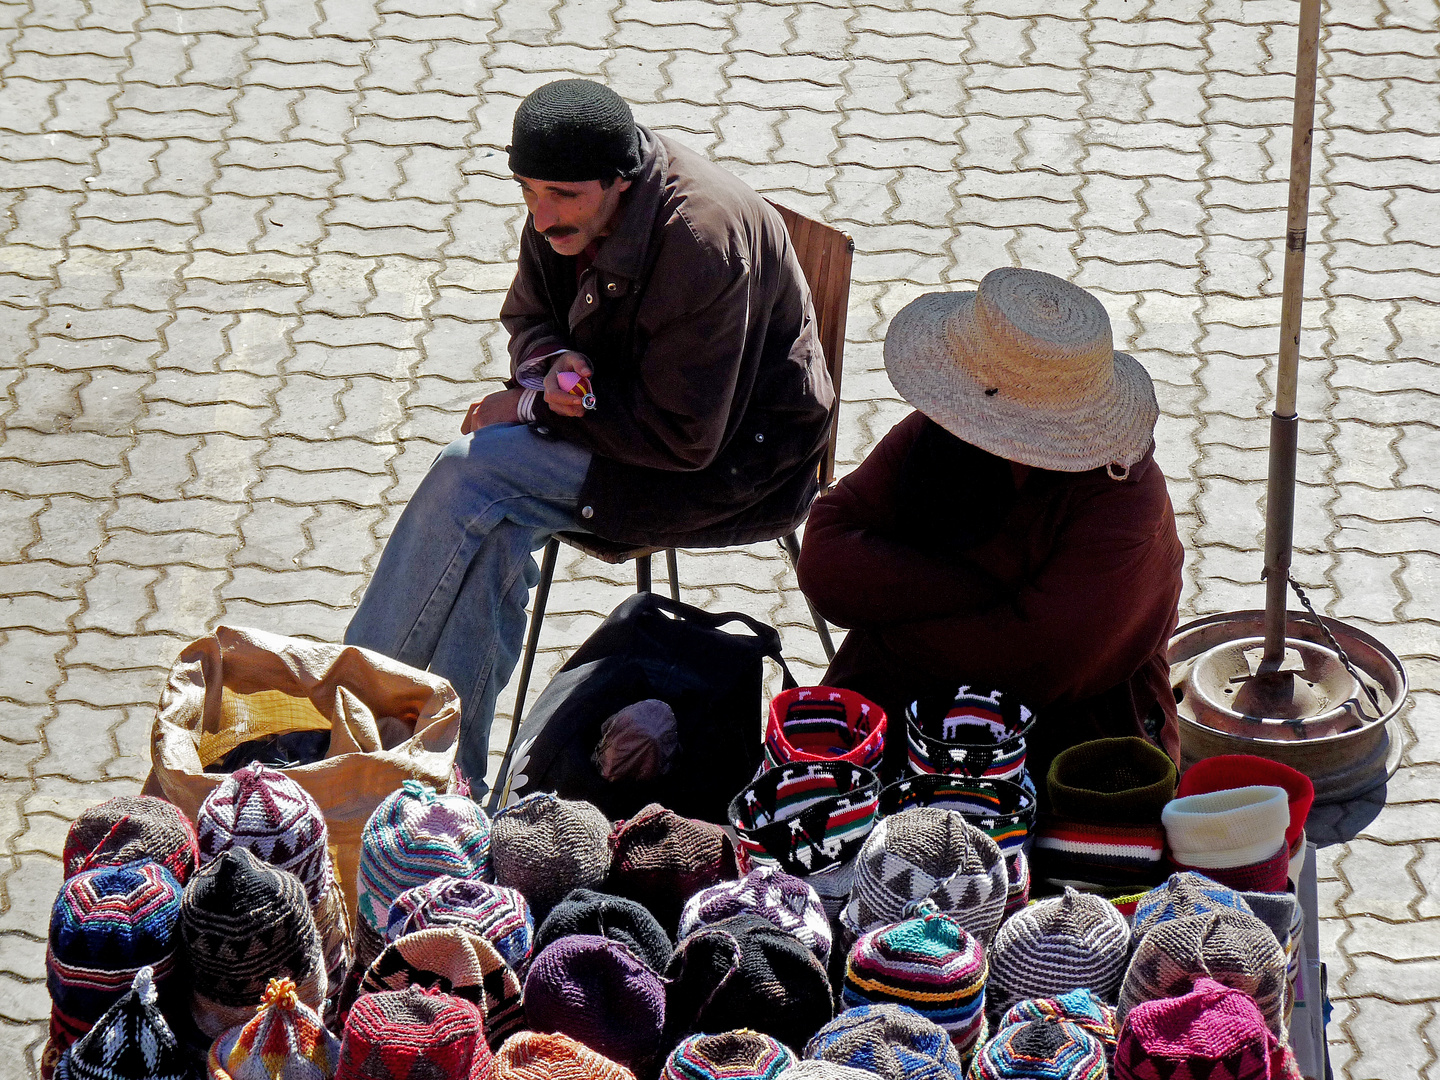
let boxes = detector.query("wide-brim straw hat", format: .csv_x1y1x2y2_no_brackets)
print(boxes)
884,267,1158,472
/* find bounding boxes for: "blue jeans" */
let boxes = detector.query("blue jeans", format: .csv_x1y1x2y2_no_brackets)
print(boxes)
345,423,592,788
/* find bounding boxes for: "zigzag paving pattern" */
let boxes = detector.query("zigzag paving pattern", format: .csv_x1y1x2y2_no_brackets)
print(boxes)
0,0,1436,1073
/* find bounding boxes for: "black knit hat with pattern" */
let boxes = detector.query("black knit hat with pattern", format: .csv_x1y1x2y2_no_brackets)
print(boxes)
508,79,642,182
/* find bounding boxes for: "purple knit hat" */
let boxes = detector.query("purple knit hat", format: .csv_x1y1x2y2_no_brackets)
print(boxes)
386,875,534,972
679,865,833,968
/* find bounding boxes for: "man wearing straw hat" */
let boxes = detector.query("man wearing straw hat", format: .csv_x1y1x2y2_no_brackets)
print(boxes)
797,267,1184,779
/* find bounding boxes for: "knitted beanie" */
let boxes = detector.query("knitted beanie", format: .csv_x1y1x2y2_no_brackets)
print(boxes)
496,1031,638,1080
766,687,887,772
1113,978,1300,1080
387,875,534,972
209,977,340,1080
805,1004,968,1080
62,795,200,885
986,887,1132,1018
1003,853,1030,923
664,1031,799,1080
842,910,988,1060
53,967,196,1080
680,866,833,968
1117,909,1287,1038
606,803,740,935
904,687,1036,783
360,926,524,1047
535,887,672,973
842,808,1008,946
180,848,326,1038
1131,873,1253,942
524,935,667,1070
968,1020,1107,1080
666,913,835,1053
1162,786,1291,893
508,79,642,182
1176,756,1314,855
880,777,1035,862
998,990,1117,1057
491,792,610,923
47,860,184,1057
336,986,492,1080
780,1063,880,1080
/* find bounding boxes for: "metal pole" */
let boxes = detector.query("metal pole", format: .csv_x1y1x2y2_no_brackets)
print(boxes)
1261,0,1323,666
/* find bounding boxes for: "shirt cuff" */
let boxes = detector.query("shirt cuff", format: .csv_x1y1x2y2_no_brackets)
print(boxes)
517,388,540,423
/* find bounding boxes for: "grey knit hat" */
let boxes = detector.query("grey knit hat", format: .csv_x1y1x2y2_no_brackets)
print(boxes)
1131,872,1253,942
782,1062,881,1080
842,808,1008,945
804,1004,967,1080
491,793,611,922
987,887,1132,1018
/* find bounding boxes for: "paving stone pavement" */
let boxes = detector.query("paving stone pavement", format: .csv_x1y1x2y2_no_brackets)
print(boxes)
0,0,1437,1072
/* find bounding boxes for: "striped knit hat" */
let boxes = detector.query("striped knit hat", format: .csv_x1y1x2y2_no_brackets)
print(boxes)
47,860,184,1060
53,967,194,1080
780,1063,880,1080
495,1032,637,1080
664,1031,798,1080
766,687,887,772
1162,787,1291,894
842,909,988,1061
904,687,1035,783
490,792,610,923
880,777,1035,862
606,803,741,935
997,991,1116,1058
1117,909,1288,1039
387,876,534,972
336,986,492,1080
805,1004,968,1080
535,888,672,973
842,808,1008,946
680,866,833,968
209,977,340,1080
180,848,326,1038
1132,873,1253,941
62,796,200,886
967,1020,1107,1080
1114,978,1302,1080
986,888,1132,1017
359,926,524,1048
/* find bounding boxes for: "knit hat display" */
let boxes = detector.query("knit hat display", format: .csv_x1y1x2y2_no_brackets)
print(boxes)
336,986,492,1080
209,977,340,1080
508,78,642,182
495,1032,637,1080
666,913,835,1053
998,990,1117,1057
387,876,534,972
1176,756,1313,861
1117,909,1288,1038
360,925,524,1047
524,934,667,1070
805,1004,968,1080
1162,786,1291,894
534,887,672,973
1131,873,1253,942
180,848,326,1038
880,777,1035,861
967,1021,1107,1080
766,687,887,771
1003,853,1030,923
987,887,1131,1017
842,808,1008,946
62,795,200,885
1034,738,1176,892
729,762,880,921
47,860,184,1058
904,688,1035,783
663,1031,798,1080
780,1062,879,1080
606,802,740,935
53,967,196,1080
490,792,610,923
842,910,988,1060
1113,978,1301,1080
679,866,833,968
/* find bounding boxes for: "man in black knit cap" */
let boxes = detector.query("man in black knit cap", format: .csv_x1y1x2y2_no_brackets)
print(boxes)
346,79,834,788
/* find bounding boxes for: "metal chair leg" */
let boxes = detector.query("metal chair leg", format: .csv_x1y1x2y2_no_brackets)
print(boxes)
665,548,680,601
636,553,652,592
507,537,559,746
780,531,836,662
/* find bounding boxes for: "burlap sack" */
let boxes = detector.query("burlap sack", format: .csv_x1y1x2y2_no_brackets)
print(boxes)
145,625,460,918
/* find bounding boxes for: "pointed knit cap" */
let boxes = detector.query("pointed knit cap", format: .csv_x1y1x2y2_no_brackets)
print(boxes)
997,990,1117,1056
490,792,610,922
495,1031,637,1080
804,1004,967,1080
968,1020,1107,1080
680,866,833,968
535,887,672,973
387,875,534,971
54,967,197,1080
987,887,1132,1016
336,986,492,1080
209,976,340,1080
663,1031,798,1080
63,796,200,885
1131,873,1253,942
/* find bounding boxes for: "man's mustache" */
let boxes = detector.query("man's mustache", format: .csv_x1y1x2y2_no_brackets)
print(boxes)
542,226,579,239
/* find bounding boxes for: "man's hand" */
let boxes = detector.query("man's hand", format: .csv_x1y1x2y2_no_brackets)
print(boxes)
543,352,594,418
461,389,522,434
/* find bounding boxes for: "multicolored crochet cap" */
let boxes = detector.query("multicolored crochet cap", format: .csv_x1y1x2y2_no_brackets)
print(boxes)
208,976,340,1080
986,887,1132,1017
998,990,1117,1057
679,865,833,968
386,875,534,972
336,986,492,1080
879,776,1035,860
1131,873,1254,942
62,795,200,886
535,887,672,974
53,967,196,1080
805,1003,968,1080
968,1020,1107,1080
606,803,740,935
663,1031,798,1080
766,687,887,772
490,791,610,922
494,1031,637,1080
904,687,1035,783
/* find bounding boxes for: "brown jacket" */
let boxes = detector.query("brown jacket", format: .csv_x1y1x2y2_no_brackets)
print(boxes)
501,127,834,547
797,411,1184,777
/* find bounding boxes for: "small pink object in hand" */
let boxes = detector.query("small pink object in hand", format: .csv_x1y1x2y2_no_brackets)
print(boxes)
557,371,597,410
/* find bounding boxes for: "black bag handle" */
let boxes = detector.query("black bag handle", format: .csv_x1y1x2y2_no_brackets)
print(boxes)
638,594,798,689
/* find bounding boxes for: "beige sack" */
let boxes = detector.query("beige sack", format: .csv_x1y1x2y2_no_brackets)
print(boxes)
145,625,460,918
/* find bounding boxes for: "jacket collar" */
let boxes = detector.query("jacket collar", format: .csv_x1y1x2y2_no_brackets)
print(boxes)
592,126,667,284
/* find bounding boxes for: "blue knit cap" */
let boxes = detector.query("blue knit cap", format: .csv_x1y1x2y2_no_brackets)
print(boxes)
804,1004,967,1080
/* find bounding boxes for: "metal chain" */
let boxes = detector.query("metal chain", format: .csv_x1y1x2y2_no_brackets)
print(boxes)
1287,574,1384,717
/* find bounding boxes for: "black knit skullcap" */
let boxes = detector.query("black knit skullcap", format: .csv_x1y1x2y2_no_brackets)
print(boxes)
534,888,672,974
508,79,642,182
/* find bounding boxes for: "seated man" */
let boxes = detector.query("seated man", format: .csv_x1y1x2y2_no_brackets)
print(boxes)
346,80,834,787
797,267,1183,781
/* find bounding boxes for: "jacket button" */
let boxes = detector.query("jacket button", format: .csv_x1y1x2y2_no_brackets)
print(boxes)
580,506,594,519
536,425,550,436
585,293,594,304
754,432,765,443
